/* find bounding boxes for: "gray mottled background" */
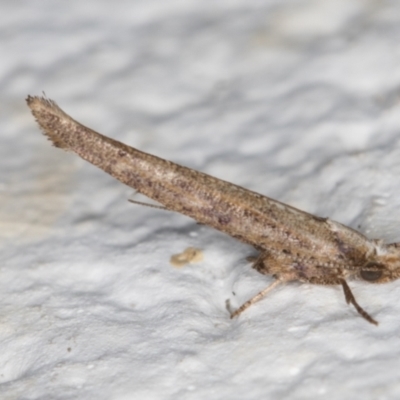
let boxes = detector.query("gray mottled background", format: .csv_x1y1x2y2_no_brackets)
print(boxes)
2,1,400,399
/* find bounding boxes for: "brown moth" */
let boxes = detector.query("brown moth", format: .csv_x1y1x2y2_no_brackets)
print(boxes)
27,95,400,325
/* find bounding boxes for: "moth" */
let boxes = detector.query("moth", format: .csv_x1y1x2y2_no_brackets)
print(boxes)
27,95,400,325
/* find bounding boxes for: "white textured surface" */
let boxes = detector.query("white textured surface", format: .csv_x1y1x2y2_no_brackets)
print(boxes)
2,1,400,399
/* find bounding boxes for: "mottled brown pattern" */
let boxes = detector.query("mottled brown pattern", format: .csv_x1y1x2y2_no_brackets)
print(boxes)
27,95,400,325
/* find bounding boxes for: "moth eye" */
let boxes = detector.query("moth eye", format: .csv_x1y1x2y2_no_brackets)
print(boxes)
360,269,383,281
360,262,384,282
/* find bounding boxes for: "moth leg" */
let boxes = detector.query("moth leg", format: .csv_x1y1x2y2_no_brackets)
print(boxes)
230,278,283,319
128,199,168,210
340,279,378,325
129,199,207,227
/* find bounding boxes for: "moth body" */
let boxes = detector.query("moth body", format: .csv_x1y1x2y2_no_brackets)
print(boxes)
27,95,400,325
